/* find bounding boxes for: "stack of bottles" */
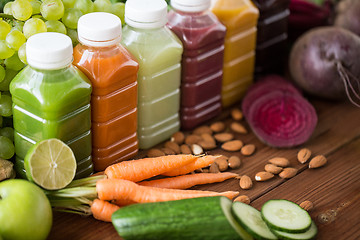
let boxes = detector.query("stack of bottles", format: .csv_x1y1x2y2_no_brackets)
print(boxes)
10,0,291,177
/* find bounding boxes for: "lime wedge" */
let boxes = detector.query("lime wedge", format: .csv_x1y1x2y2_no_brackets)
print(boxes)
24,138,77,190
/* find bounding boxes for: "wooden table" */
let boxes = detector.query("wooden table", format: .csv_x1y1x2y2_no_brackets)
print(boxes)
48,99,360,240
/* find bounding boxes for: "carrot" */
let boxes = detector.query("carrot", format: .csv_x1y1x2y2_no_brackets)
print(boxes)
104,154,198,182
91,199,120,222
162,155,219,176
96,178,239,203
112,199,137,207
138,172,239,189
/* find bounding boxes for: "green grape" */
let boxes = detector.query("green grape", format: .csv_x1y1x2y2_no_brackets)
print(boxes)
0,20,11,40
23,18,47,39
13,21,25,32
5,29,26,51
0,94,12,117
62,0,76,9
66,27,78,46
11,0,33,21
0,69,19,91
0,116,2,128
62,8,83,29
0,127,14,142
74,0,94,14
40,0,65,21
0,136,15,159
45,20,67,34
111,2,125,24
94,0,111,12
3,2,13,15
30,0,42,15
18,43,27,64
0,41,15,59
4,54,25,71
0,65,5,83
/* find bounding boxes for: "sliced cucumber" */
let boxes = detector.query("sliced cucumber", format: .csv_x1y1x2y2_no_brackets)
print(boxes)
261,200,311,233
231,202,277,240
221,197,254,240
271,221,318,240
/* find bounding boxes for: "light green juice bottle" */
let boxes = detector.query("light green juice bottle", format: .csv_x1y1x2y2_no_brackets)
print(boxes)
122,0,183,149
10,33,93,179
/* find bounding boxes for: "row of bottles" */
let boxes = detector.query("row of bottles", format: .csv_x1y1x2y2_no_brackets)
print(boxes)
10,0,290,178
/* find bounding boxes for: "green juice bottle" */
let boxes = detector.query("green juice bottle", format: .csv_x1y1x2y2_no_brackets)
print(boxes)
122,0,183,149
10,32,93,179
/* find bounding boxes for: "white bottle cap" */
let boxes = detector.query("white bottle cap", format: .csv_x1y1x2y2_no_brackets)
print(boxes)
26,32,73,70
78,12,122,47
171,0,211,12
125,0,168,29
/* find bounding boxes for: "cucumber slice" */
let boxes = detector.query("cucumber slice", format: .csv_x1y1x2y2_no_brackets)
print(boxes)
271,221,318,240
231,202,277,240
221,198,254,240
261,200,311,233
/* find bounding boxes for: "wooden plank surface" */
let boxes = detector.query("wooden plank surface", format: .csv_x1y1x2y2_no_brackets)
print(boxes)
48,99,360,240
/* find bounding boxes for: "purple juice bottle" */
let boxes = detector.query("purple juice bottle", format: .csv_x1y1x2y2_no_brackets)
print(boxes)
167,0,226,130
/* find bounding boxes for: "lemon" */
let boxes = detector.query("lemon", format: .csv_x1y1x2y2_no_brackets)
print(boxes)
24,138,77,190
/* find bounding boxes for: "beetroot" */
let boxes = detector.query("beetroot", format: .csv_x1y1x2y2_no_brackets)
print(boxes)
242,75,317,148
242,75,302,116
334,0,360,36
289,26,360,106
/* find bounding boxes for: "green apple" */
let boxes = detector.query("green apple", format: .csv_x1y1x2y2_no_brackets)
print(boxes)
0,179,53,240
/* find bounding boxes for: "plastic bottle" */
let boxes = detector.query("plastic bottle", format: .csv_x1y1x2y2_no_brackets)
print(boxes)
73,12,139,171
10,32,93,179
211,0,259,107
122,0,183,149
252,0,290,75
167,0,226,130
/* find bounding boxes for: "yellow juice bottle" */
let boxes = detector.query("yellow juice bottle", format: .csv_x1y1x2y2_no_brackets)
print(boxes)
211,0,259,107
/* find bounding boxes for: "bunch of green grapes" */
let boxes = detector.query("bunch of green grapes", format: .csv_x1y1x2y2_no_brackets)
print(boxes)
0,0,125,159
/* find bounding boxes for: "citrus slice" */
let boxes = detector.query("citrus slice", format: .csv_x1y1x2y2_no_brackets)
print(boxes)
24,138,77,190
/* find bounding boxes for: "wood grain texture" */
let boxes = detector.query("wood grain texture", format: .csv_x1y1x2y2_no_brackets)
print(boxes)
48,100,360,240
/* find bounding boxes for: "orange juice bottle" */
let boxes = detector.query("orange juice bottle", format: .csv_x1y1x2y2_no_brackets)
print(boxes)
211,0,259,107
73,12,139,171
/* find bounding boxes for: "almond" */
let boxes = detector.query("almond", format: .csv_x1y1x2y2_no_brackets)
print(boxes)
164,141,180,154
193,125,212,135
309,155,327,168
180,144,192,154
210,121,225,133
234,195,250,204
161,147,175,155
228,156,241,169
297,148,312,164
191,144,203,155
239,175,253,190
202,168,209,173
264,164,283,174
185,134,202,145
255,171,274,181
230,122,247,134
241,144,256,156
209,163,220,173
147,148,165,158
214,133,234,142
279,167,298,179
198,140,217,150
268,157,290,167
300,200,314,211
221,140,243,152
171,131,185,145
231,108,243,121
201,133,216,145
214,157,228,171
